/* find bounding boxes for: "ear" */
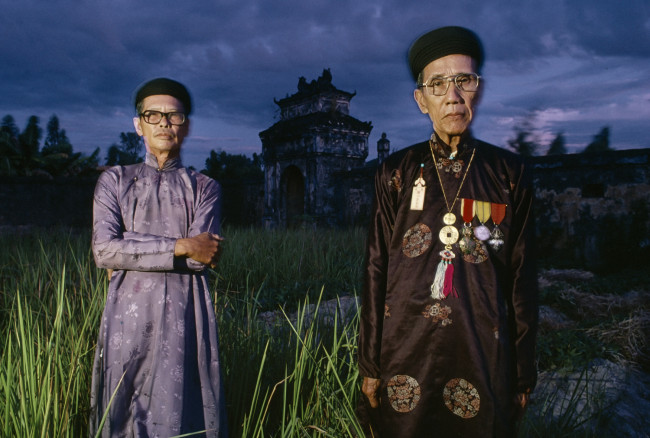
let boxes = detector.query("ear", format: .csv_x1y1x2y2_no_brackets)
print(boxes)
133,116,143,136
474,77,484,107
413,88,429,114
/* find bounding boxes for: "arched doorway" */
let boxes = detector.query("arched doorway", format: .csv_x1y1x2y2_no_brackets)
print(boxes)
281,166,304,227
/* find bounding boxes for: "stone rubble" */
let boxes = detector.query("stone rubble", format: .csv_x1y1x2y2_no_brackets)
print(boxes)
257,268,650,436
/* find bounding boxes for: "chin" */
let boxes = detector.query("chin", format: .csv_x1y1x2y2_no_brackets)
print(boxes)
153,143,179,152
446,123,471,135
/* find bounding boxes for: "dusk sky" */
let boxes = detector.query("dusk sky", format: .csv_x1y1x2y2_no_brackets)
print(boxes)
2,0,649,169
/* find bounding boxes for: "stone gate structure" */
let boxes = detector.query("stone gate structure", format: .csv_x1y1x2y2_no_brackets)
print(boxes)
2,69,648,269
259,69,372,227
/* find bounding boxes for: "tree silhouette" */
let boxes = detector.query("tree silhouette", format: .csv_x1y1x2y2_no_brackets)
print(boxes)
507,114,538,157
582,127,611,153
42,115,73,156
508,131,537,157
18,116,42,167
0,115,21,174
105,132,144,166
1,114,99,177
202,150,263,180
1,115,20,144
546,132,567,155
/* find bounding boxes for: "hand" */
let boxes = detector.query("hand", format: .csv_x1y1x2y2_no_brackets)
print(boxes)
362,377,381,408
513,392,530,421
175,232,224,268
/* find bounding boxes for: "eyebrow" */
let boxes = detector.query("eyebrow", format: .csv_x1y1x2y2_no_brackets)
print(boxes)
143,108,184,112
427,72,474,78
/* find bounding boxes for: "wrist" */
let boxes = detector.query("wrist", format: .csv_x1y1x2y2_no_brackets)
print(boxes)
174,238,188,257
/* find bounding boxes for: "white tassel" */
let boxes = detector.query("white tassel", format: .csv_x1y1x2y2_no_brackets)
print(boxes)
430,259,447,300
431,249,456,300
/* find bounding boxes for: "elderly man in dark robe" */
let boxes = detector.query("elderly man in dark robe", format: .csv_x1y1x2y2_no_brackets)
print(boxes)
89,78,228,437
358,26,538,437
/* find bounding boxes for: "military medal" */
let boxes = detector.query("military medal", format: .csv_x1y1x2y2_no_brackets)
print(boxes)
459,198,475,251
474,200,491,241
410,164,426,210
429,140,475,300
489,203,506,251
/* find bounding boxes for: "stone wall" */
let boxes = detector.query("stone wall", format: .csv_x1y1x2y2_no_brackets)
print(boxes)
0,176,97,228
2,148,649,270
218,178,265,227
532,148,650,268
0,175,264,230
332,148,650,268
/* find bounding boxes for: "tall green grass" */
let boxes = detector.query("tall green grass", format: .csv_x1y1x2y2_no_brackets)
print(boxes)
214,227,366,311
0,227,623,437
0,230,104,436
0,227,366,437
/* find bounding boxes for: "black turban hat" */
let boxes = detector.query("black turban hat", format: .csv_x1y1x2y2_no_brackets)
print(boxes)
408,26,484,81
134,77,193,115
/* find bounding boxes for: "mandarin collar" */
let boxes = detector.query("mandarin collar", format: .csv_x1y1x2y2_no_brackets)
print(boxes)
145,152,183,171
430,132,475,160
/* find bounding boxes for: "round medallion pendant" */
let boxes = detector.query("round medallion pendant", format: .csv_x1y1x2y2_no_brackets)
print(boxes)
439,225,459,245
443,212,456,225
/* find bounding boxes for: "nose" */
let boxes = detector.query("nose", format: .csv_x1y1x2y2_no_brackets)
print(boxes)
158,114,172,127
445,81,464,103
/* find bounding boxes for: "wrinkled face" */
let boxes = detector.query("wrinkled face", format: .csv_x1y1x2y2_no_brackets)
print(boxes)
413,54,481,148
133,94,190,159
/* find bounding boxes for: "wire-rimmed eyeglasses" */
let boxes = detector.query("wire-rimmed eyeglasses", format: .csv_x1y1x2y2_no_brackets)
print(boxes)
418,73,481,96
139,110,186,126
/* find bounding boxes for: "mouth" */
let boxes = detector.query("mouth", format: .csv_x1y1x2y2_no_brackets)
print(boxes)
445,112,466,120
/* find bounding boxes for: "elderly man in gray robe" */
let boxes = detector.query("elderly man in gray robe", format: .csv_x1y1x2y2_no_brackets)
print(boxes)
89,77,228,437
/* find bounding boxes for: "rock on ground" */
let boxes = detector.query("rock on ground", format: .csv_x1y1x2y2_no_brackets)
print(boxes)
529,359,650,437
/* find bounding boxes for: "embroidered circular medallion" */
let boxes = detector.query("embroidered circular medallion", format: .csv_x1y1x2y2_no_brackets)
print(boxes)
443,378,480,418
387,375,421,412
402,223,432,258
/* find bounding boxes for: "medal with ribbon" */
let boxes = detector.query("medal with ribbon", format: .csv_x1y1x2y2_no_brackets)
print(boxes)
489,203,506,251
474,200,491,241
459,198,489,263
460,198,475,247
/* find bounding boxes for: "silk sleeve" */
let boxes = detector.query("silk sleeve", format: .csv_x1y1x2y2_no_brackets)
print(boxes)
507,159,539,393
358,164,395,378
180,176,222,271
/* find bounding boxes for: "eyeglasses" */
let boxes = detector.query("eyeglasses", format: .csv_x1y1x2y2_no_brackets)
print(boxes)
418,73,480,96
139,110,186,125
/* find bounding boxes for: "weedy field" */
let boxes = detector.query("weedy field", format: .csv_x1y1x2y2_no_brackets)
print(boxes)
0,227,647,437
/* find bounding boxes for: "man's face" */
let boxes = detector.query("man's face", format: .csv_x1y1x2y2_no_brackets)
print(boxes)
133,94,190,159
413,54,481,148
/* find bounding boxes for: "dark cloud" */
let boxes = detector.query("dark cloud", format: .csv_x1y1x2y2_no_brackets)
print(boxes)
0,0,648,168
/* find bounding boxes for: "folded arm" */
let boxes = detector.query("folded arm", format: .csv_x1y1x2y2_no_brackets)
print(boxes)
92,170,223,272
